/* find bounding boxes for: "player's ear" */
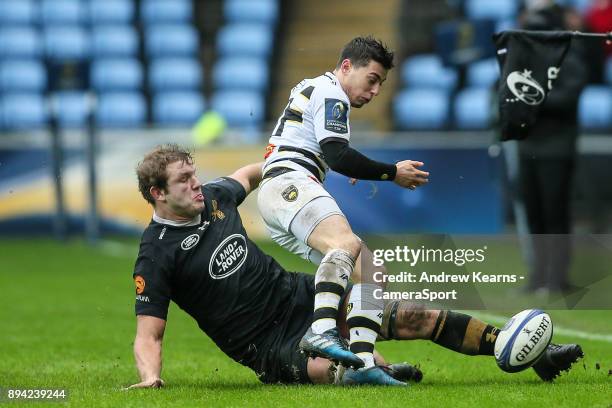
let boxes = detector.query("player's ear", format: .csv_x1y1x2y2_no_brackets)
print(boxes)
341,58,352,74
150,186,165,202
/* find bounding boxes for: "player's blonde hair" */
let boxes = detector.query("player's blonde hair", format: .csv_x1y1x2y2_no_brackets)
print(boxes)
136,144,194,205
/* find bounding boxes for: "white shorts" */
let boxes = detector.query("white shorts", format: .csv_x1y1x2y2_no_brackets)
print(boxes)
257,170,344,264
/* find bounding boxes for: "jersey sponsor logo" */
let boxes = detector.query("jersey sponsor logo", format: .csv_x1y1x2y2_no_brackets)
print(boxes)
282,185,299,202
209,234,248,279
211,200,225,221
136,294,150,303
325,98,348,134
134,275,146,294
181,233,200,250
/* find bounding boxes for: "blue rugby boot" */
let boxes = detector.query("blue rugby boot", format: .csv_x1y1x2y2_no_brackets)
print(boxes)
299,327,364,369
340,365,408,386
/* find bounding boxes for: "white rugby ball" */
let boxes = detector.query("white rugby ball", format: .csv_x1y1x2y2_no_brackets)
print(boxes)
494,309,553,373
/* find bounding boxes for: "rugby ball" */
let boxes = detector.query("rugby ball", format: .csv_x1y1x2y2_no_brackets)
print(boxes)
494,309,553,373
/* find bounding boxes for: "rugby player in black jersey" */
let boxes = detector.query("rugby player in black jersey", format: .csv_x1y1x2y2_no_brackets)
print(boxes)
127,144,583,388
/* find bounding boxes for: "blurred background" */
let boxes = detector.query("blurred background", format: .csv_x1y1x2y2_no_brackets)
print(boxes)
0,0,610,242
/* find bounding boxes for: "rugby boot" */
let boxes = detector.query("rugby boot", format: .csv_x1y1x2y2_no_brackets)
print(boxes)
340,366,408,386
383,363,423,383
299,327,364,369
532,343,584,381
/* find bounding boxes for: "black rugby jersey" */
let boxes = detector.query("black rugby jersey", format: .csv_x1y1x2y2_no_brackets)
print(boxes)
133,177,293,362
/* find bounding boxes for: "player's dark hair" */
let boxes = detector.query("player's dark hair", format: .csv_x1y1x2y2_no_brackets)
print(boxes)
336,36,395,70
136,144,194,205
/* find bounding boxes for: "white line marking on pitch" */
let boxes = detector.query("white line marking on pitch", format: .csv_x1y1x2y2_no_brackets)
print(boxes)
472,312,612,343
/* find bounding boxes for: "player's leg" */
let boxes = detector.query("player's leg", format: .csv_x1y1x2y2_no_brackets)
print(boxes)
379,302,583,381
338,244,387,369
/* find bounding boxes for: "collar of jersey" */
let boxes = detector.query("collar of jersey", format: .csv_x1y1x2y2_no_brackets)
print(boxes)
153,212,202,227
325,71,346,96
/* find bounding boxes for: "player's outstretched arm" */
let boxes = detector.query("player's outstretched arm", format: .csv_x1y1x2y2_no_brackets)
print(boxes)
320,140,429,189
127,315,166,389
228,162,264,196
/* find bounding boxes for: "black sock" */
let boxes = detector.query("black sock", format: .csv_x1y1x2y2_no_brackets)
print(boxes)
431,311,500,356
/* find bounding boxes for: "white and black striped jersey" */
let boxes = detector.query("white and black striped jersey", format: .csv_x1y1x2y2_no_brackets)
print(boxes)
264,72,351,182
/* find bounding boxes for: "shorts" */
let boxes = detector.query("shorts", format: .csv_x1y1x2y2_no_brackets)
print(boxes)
247,272,352,384
257,170,344,264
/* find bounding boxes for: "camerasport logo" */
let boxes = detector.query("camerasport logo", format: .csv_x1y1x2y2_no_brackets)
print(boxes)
134,275,145,294
209,234,248,279
181,233,200,250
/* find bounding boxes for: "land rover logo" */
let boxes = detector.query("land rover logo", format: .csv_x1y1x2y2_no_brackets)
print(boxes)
181,233,200,250
209,234,248,279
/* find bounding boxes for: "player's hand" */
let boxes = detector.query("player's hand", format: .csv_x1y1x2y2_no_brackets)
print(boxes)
348,178,357,185
125,378,165,390
393,160,429,190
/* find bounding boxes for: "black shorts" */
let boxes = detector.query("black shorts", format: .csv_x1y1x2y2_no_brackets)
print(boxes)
246,272,352,385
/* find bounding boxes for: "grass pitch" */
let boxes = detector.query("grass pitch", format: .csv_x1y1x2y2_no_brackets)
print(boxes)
0,238,610,407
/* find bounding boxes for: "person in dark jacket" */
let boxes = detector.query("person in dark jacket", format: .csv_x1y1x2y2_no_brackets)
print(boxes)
516,3,589,293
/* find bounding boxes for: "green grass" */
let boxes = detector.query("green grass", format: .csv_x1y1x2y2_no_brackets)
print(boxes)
0,239,610,407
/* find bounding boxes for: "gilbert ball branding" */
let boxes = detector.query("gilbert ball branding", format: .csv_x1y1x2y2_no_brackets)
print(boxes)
494,309,553,373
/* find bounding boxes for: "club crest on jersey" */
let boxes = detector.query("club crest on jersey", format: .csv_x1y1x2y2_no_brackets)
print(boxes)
134,275,145,294
209,234,248,279
324,98,348,134
181,233,200,250
282,185,299,202
211,200,225,221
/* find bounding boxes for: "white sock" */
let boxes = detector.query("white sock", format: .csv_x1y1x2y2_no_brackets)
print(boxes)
347,283,384,368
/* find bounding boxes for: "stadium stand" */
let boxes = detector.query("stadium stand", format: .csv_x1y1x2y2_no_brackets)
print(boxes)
394,89,450,130
89,0,134,24
393,0,610,132
91,25,138,58
578,85,612,130
0,0,38,25
153,91,205,126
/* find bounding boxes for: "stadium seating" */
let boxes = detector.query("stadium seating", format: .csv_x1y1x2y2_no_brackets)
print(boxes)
211,90,265,128
153,91,205,126
89,0,134,25
96,92,146,128
401,55,458,90
213,57,269,91
216,24,274,57
578,86,612,130
140,0,193,24
224,0,279,24
0,0,37,25
149,58,202,91
145,24,199,57
41,0,85,25
464,0,518,21
454,88,492,129
394,89,450,130
44,26,90,60
91,25,138,57
0,27,42,59
467,58,499,88
90,58,143,91
605,56,612,85
0,60,47,92
1,93,47,130
51,91,91,128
